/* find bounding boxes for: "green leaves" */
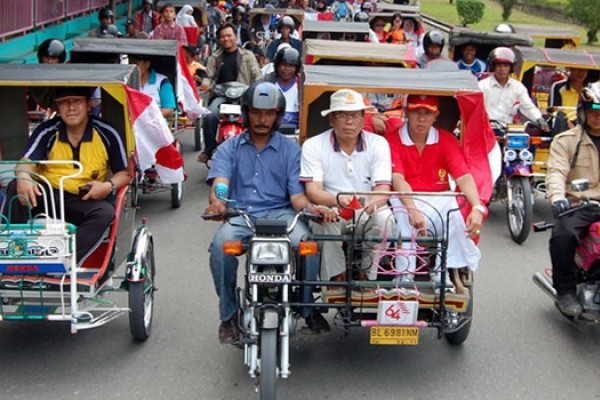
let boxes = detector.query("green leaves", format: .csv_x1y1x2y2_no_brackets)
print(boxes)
567,0,600,43
456,0,485,26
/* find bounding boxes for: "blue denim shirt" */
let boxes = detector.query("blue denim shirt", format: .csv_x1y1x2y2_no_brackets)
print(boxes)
207,131,304,217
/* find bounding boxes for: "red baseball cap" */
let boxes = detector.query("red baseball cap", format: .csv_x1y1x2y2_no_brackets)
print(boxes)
406,95,439,112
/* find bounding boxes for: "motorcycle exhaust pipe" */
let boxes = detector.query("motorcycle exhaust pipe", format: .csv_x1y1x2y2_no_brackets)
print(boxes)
532,272,557,300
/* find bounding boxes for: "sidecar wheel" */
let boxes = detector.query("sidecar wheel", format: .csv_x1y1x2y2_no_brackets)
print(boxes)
259,328,278,400
171,182,183,209
506,176,533,244
445,287,473,345
129,240,155,341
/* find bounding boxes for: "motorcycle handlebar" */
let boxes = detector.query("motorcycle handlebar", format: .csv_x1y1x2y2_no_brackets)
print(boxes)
202,207,321,234
533,200,600,232
558,200,600,218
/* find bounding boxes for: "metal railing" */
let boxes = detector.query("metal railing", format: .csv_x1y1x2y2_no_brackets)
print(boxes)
0,0,130,41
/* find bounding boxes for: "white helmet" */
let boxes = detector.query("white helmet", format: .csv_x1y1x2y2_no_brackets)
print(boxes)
494,23,515,34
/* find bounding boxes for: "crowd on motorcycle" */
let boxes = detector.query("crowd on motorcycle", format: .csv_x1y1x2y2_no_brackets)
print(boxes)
33,0,600,341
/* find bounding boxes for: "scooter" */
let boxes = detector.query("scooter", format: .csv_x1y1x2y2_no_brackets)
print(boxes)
533,179,600,323
213,82,248,145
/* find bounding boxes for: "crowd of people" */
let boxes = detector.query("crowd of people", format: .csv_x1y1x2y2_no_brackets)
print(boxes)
22,0,600,338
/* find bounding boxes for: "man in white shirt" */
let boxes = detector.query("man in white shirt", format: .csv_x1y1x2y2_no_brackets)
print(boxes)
478,47,549,135
300,89,394,282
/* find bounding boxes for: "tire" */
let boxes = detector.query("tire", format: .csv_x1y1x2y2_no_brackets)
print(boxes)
259,328,278,400
506,176,533,244
445,286,473,345
130,180,139,208
171,182,183,209
129,240,155,341
194,118,202,152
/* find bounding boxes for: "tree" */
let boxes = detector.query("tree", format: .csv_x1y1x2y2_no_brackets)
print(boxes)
567,0,600,44
456,0,485,27
499,0,517,21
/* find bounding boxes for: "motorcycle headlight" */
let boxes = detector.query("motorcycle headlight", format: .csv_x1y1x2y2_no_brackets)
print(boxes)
504,149,517,162
506,133,530,150
519,149,533,162
225,86,247,99
250,241,289,265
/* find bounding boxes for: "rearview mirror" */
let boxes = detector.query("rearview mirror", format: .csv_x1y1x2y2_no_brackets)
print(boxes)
571,178,589,192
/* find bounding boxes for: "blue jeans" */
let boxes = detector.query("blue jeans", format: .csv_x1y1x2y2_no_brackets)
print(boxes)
208,208,319,321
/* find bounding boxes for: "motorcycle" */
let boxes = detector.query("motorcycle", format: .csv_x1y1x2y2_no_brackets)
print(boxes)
491,121,536,244
213,82,248,145
203,184,322,400
533,179,600,323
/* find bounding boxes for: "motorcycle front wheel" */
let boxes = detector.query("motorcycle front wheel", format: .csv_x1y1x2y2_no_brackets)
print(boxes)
506,176,533,244
259,328,278,400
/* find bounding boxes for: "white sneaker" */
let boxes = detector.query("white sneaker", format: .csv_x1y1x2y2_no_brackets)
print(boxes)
393,273,414,285
431,270,455,294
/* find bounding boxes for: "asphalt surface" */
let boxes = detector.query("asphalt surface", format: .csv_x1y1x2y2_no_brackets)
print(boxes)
1,134,600,400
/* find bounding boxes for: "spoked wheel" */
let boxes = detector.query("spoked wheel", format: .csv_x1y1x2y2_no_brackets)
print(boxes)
445,286,473,345
194,118,202,151
506,176,533,244
171,182,183,209
259,328,278,400
129,240,155,341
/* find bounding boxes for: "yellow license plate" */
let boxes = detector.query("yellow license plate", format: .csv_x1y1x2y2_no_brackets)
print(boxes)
369,326,419,345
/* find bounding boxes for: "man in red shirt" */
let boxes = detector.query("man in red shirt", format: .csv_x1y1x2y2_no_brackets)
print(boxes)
386,95,485,286
136,0,161,34
151,3,188,45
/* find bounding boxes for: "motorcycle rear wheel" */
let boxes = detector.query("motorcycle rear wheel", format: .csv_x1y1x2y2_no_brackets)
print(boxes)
506,176,533,244
259,328,278,400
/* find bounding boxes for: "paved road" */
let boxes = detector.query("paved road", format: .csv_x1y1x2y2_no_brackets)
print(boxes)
1,135,600,400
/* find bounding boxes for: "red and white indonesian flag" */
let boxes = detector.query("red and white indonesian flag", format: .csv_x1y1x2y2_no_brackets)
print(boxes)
125,86,184,184
177,46,208,120
457,92,502,216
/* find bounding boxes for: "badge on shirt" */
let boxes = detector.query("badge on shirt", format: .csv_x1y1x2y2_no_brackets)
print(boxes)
437,168,447,185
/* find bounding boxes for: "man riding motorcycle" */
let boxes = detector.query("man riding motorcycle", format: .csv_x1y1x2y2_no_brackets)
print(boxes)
546,83,600,318
198,23,261,163
263,47,301,129
478,47,550,135
204,82,335,343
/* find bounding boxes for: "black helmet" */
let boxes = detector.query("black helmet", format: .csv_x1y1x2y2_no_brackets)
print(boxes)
98,7,115,22
488,46,515,72
354,11,369,23
100,24,122,38
423,30,445,53
37,39,66,63
577,83,600,128
241,82,286,130
277,16,296,33
274,47,301,71
233,5,245,16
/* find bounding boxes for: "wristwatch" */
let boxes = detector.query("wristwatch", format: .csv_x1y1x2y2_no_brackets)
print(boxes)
108,180,117,196
472,204,487,214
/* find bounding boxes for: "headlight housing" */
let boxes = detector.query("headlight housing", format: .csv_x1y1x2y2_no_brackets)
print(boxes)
250,241,289,265
519,149,533,162
504,149,517,162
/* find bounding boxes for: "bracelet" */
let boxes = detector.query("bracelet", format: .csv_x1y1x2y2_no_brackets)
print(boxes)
472,204,487,214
